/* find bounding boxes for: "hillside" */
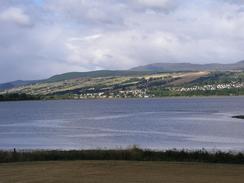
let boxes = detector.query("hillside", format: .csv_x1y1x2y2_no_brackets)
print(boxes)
45,70,156,83
0,71,156,91
0,71,209,96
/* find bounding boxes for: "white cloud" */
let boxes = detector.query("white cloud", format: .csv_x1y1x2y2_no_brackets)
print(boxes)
69,34,102,42
1,0,244,82
134,0,171,8
0,7,31,26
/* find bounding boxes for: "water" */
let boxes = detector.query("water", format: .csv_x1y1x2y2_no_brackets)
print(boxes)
0,97,244,151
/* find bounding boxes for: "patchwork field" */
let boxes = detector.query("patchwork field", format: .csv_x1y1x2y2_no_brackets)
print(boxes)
0,71,209,96
1,161,244,183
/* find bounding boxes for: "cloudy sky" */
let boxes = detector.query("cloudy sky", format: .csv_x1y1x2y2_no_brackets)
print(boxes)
0,0,244,82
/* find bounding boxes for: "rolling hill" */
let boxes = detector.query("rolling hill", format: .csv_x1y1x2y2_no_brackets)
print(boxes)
1,60,244,95
0,71,156,91
45,70,156,83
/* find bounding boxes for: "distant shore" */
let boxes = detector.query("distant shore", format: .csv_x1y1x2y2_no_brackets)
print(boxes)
1,93,244,102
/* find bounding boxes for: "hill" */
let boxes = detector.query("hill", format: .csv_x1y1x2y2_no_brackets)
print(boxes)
1,60,244,99
0,80,37,91
1,70,244,99
0,71,156,90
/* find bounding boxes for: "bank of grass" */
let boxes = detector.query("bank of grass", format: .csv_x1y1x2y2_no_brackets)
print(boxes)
1,147,244,164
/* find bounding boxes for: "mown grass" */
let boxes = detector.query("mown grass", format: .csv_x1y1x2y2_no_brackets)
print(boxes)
1,147,244,164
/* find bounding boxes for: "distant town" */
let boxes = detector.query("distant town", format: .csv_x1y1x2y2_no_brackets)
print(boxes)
172,82,244,92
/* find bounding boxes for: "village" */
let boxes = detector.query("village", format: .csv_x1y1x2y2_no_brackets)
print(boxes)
172,82,244,92
79,89,150,99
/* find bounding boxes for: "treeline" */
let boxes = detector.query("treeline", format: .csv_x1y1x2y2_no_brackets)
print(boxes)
1,148,244,164
232,115,244,119
0,93,41,101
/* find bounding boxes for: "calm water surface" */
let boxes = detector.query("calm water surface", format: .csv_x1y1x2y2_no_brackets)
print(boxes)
1,97,244,151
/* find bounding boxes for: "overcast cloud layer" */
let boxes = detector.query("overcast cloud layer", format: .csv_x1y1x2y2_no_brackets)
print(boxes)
0,0,244,82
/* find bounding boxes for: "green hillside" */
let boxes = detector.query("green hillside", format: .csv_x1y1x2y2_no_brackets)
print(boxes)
45,70,156,83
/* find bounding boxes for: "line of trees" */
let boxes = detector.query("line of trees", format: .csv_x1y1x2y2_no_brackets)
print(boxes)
1,148,244,164
0,93,41,101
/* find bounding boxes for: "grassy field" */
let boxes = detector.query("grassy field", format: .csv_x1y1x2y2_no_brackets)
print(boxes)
1,161,244,183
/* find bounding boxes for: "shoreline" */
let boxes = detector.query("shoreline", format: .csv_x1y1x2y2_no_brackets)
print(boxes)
1,95,244,102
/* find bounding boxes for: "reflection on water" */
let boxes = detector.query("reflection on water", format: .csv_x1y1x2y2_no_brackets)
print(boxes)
0,97,244,151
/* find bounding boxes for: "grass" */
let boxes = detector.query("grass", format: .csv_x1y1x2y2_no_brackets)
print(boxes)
1,148,244,164
1,160,244,183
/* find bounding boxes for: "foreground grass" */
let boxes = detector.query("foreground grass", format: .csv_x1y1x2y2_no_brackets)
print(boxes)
1,148,244,164
1,160,244,183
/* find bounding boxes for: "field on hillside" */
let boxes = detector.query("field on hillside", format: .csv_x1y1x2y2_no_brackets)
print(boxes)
1,161,244,183
1,70,244,99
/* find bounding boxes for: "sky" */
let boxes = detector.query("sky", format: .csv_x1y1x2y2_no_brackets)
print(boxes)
0,0,244,82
